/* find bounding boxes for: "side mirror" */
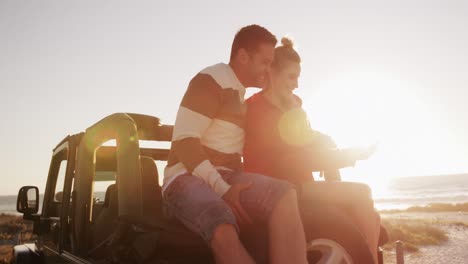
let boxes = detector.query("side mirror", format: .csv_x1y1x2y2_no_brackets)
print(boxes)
17,186,39,215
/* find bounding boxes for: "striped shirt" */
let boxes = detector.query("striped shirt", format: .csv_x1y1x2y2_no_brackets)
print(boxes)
163,63,246,196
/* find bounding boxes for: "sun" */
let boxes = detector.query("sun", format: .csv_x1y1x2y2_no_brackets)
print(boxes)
297,68,451,193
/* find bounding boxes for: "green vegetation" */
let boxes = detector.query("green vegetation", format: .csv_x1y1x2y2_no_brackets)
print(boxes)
379,202,468,252
380,217,468,252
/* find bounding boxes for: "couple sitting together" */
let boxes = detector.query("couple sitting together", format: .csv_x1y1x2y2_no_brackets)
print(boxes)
162,24,380,264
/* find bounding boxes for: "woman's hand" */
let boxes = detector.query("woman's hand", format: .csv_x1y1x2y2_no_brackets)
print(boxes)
350,144,378,161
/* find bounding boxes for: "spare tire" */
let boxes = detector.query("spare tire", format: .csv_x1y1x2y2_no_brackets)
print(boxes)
300,205,374,264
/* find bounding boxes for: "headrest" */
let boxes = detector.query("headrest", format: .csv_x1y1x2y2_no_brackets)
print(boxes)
140,156,159,187
103,184,117,208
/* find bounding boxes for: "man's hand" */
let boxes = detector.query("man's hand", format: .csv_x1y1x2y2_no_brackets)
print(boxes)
222,183,253,226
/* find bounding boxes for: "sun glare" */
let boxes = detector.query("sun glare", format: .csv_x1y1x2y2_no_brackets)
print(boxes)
300,68,453,193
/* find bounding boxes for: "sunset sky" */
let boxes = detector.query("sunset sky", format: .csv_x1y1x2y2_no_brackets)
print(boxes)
1,0,467,195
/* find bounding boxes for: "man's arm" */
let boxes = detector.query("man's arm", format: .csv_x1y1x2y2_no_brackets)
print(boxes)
170,74,231,196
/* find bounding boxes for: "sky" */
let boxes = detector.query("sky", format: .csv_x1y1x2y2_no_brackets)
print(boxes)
1,0,467,195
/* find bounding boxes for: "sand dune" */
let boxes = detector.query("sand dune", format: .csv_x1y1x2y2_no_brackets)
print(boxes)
383,212,468,264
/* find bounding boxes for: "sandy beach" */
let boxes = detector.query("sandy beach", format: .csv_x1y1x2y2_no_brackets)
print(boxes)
382,212,468,264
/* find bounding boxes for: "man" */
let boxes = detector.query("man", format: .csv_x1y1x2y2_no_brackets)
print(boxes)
163,25,308,264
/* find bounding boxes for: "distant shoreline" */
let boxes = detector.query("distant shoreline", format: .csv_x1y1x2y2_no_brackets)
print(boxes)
378,202,468,214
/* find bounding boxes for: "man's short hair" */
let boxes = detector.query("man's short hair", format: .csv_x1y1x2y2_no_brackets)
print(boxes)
230,24,277,61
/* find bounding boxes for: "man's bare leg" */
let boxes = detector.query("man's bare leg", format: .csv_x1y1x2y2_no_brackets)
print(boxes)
211,224,255,264
269,189,308,264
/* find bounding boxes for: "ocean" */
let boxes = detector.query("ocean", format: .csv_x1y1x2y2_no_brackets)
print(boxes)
1,174,468,214
373,173,468,210
0,194,26,215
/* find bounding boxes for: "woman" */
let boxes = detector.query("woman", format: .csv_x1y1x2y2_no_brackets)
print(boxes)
243,37,381,263
244,37,375,183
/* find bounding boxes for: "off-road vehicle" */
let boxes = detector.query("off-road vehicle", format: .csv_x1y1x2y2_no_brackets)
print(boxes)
14,113,387,263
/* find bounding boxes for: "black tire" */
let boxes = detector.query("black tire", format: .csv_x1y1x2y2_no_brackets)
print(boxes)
301,205,374,264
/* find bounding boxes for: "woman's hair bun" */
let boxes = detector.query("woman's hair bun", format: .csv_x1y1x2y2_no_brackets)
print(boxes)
281,37,294,48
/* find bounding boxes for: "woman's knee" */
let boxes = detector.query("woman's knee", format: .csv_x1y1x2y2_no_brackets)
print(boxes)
284,188,298,202
275,189,299,213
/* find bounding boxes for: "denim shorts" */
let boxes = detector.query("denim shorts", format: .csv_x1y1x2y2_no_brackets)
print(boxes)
163,170,293,244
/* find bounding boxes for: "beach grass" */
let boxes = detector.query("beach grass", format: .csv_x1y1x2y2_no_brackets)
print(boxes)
0,214,33,241
0,246,13,264
0,214,33,263
381,217,450,252
378,202,468,252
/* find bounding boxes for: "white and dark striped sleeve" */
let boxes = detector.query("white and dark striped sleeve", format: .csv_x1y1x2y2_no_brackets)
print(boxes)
170,73,231,196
